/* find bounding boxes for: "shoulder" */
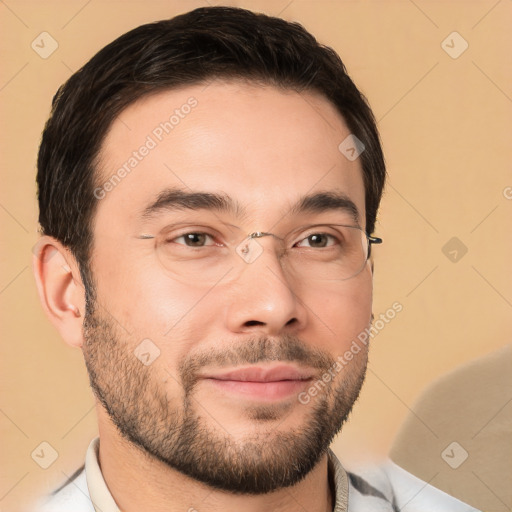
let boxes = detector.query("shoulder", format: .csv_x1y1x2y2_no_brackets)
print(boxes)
29,465,95,512
350,460,481,511
389,346,511,510
346,465,397,511
328,447,397,511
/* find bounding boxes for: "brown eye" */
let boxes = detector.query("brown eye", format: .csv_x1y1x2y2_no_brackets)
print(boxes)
171,232,215,247
308,234,328,248
296,233,337,248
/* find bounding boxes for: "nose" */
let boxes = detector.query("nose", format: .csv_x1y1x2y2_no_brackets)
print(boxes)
224,235,308,336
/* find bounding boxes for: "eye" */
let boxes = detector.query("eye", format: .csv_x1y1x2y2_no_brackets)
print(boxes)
295,233,338,249
170,232,217,247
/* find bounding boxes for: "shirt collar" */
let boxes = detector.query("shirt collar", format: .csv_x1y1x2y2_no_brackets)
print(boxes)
85,437,348,512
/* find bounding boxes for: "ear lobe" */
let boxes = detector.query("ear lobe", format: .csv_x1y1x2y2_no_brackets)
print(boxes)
32,236,86,348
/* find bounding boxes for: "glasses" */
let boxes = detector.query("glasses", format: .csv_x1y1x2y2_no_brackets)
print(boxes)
155,223,382,286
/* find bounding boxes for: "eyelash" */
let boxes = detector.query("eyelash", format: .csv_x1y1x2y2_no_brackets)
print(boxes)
169,232,218,247
167,230,340,249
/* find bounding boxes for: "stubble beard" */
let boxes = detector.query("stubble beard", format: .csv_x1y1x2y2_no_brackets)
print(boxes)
82,307,368,494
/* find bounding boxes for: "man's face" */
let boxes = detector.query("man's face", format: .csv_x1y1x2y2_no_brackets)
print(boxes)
83,80,373,493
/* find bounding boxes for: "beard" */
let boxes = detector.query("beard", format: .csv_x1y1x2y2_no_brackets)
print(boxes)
82,306,368,495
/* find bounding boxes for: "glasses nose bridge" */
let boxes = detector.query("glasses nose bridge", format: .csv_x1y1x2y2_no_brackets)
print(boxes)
249,231,286,253
248,231,279,241
235,231,287,267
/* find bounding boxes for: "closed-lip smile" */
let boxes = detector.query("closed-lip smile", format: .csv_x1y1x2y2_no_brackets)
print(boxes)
202,364,315,382
199,364,315,402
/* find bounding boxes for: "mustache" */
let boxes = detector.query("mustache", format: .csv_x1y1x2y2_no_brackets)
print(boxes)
178,334,335,393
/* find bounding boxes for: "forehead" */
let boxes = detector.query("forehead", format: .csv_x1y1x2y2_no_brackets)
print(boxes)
94,80,366,232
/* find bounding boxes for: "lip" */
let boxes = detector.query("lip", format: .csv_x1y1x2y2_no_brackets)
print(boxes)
202,364,315,382
199,364,315,402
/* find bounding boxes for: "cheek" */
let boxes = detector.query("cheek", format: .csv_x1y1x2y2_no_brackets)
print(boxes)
93,254,215,355
133,281,216,346
308,264,373,353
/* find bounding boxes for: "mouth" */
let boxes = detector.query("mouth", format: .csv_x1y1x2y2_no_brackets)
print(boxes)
199,364,315,401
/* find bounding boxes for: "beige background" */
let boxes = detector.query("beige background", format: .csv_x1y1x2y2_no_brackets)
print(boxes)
1,1,511,511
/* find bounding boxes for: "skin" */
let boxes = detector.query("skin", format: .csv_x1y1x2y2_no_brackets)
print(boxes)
33,80,374,512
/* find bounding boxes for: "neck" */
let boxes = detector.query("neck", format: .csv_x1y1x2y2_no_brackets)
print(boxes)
96,410,334,512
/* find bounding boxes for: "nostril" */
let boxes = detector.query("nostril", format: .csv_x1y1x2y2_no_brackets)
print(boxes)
245,320,264,327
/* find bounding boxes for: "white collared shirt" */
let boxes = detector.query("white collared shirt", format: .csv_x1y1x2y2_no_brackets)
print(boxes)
32,437,480,512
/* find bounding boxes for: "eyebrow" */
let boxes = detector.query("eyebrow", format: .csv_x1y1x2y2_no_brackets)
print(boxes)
139,187,360,226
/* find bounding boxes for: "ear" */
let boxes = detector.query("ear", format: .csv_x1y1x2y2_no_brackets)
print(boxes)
32,236,86,348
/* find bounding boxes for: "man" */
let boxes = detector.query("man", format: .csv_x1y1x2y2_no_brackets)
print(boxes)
31,6,479,511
